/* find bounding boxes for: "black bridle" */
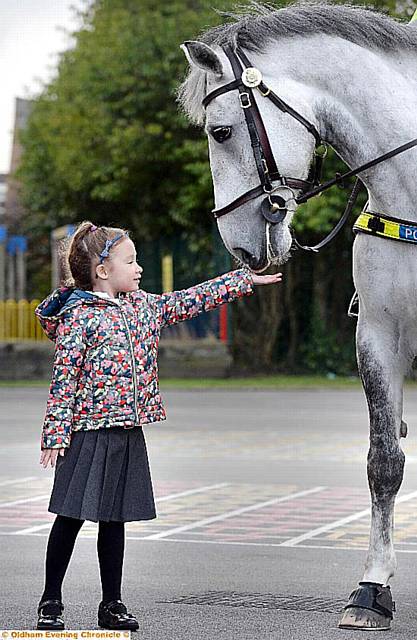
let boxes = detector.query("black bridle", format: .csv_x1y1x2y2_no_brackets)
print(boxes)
203,45,326,225
203,45,417,251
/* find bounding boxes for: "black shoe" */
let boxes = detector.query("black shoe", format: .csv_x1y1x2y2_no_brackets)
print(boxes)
37,599,65,630
98,599,139,631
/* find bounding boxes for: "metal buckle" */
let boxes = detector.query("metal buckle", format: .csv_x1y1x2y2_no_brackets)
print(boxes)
257,84,271,97
239,92,251,109
265,184,297,210
261,159,269,176
314,142,328,159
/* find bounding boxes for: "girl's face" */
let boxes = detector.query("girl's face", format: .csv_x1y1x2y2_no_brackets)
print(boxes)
102,237,143,294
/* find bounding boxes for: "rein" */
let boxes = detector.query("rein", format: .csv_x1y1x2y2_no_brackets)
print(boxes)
202,45,417,252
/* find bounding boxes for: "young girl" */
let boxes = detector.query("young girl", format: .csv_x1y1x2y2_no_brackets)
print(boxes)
35,220,282,631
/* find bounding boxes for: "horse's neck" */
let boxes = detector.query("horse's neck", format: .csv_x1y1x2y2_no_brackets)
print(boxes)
264,37,417,220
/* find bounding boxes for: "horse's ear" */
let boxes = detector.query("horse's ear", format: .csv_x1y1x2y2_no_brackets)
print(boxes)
180,41,223,77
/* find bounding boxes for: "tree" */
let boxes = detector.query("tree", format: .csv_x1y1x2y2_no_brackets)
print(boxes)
18,0,236,296
17,0,409,373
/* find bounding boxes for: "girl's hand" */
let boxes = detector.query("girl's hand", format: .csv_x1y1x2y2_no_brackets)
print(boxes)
251,272,283,285
40,448,65,469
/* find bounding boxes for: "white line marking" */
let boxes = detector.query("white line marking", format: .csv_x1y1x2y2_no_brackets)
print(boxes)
143,486,326,540
0,477,37,488
280,489,417,547
13,483,230,535
0,494,50,509
15,522,53,535
5,533,417,555
156,483,229,502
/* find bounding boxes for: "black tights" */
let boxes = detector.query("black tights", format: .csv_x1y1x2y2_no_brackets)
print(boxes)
41,515,125,604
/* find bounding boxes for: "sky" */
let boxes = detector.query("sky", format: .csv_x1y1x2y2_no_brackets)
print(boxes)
0,0,88,174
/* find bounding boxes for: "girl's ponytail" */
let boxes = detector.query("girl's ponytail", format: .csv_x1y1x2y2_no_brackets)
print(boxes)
61,220,128,290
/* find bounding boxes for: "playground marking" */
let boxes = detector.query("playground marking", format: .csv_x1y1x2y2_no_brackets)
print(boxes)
3,483,417,555
0,477,36,488
0,494,50,509
143,486,326,540
5,532,417,555
156,482,229,502
280,489,417,547
12,482,230,535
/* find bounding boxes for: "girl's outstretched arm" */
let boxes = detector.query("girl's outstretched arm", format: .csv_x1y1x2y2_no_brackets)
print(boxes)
251,273,282,286
144,268,282,328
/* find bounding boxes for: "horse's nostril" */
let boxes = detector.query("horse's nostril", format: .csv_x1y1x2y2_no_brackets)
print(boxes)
233,247,269,272
233,247,255,264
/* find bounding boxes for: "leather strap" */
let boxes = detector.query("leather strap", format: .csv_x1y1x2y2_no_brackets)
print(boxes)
38,599,64,615
204,44,324,219
236,46,321,146
202,43,417,240
225,45,278,188
213,176,312,218
292,178,362,252
296,137,417,204
203,79,241,107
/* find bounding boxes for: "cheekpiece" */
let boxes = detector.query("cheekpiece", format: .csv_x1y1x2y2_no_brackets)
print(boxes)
241,67,263,88
98,232,126,263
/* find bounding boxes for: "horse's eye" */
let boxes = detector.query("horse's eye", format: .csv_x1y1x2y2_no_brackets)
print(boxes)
210,126,232,143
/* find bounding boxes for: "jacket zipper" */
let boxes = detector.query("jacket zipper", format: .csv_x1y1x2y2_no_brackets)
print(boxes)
52,295,140,425
118,307,140,425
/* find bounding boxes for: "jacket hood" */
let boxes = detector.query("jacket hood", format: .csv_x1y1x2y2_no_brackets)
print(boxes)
35,287,111,341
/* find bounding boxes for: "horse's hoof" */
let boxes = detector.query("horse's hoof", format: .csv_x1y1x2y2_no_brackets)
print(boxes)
338,606,391,630
338,582,395,630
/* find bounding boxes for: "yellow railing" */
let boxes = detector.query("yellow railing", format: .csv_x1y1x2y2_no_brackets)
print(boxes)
0,299,47,341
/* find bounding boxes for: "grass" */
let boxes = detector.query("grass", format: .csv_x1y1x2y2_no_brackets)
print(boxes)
2,375,417,389
0,374,363,389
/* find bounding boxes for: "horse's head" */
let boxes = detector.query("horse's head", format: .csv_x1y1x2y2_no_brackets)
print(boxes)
180,40,320,271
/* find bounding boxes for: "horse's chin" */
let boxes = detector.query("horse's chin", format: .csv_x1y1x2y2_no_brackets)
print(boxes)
270,252,291,267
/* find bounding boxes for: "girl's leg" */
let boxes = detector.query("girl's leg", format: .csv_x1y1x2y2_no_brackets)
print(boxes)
40,515,85,602
97,521,125,603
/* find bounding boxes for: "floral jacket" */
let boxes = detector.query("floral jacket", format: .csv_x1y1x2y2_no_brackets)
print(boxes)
35,269,254,449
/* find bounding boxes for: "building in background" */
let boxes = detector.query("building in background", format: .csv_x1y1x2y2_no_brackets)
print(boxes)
0,174,7,219
1,98,32,299
5,98,33,231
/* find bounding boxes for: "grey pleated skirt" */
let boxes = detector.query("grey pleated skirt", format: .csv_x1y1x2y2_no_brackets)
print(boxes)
48,425,156,523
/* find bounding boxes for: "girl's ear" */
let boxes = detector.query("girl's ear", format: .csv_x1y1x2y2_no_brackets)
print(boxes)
180,41,224,77
95,264,108,281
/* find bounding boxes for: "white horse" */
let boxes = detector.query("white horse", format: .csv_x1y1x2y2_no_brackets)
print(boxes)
179,2,417,631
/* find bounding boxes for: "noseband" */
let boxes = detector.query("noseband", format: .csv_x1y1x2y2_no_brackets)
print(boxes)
203,45,326,223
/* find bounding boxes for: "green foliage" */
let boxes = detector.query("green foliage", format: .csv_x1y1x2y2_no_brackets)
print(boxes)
15,0,409,370
300,301,357,375
17,0,237,294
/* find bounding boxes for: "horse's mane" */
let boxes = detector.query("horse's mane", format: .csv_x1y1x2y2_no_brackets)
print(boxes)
178,1,417,125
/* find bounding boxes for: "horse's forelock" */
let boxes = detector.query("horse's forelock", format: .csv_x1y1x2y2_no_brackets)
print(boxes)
177,66,207,126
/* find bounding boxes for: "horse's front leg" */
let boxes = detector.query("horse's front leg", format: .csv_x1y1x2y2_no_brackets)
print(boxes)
339,321,408,630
